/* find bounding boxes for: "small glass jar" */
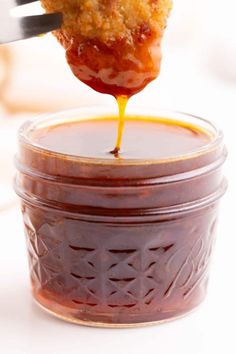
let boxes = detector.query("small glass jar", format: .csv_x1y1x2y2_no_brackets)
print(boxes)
15,107,227,327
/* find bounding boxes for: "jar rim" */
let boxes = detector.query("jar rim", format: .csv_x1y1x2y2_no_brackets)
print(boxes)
18,106,224,166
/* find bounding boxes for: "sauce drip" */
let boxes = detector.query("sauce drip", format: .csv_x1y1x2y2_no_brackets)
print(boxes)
111,96,128,156
65,34,161,153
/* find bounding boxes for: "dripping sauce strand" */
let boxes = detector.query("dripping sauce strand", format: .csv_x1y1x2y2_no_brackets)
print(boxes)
63,30,163,158
110,96,128,157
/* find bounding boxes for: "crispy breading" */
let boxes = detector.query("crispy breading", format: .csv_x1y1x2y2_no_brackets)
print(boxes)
41,0,172,44
41,0,172,96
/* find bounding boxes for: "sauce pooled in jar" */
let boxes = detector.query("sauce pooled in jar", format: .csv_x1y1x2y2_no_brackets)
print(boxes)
15,112,227,325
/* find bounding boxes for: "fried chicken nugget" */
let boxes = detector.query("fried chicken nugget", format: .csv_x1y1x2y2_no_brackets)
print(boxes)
41,0,172,96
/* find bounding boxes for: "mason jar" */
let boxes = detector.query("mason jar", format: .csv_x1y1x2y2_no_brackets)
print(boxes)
14,107,227,327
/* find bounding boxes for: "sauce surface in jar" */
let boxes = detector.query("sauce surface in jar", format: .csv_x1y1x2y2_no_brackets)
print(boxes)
31,116,211,160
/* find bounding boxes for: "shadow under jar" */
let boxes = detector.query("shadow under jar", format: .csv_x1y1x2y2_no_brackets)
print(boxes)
15,107,227,327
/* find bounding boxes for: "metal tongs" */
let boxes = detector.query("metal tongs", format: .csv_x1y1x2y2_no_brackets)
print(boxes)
0,0,62,44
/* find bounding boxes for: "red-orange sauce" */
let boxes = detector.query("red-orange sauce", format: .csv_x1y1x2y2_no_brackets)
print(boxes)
65,29,162,97
31,116,211,159
15,116,226,325
62,26,163,153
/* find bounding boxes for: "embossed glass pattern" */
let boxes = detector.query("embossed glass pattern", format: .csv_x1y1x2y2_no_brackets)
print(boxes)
15,109,227,327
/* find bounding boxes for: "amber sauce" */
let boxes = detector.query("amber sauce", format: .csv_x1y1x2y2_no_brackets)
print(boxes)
66,29,162,97
32,116,211,160
18,115,224,325
111,96,128,156
64,27,163,153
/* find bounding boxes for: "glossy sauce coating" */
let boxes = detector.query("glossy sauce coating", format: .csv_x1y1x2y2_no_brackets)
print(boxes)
66,32,162,97
41,0,172,97
62,29,163,153
63,29,162,152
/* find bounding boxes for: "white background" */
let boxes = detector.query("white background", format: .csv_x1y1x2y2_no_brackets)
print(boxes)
0,0,236,353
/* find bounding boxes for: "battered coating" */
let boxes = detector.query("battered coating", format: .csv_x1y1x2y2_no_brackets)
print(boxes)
41,0,172,96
